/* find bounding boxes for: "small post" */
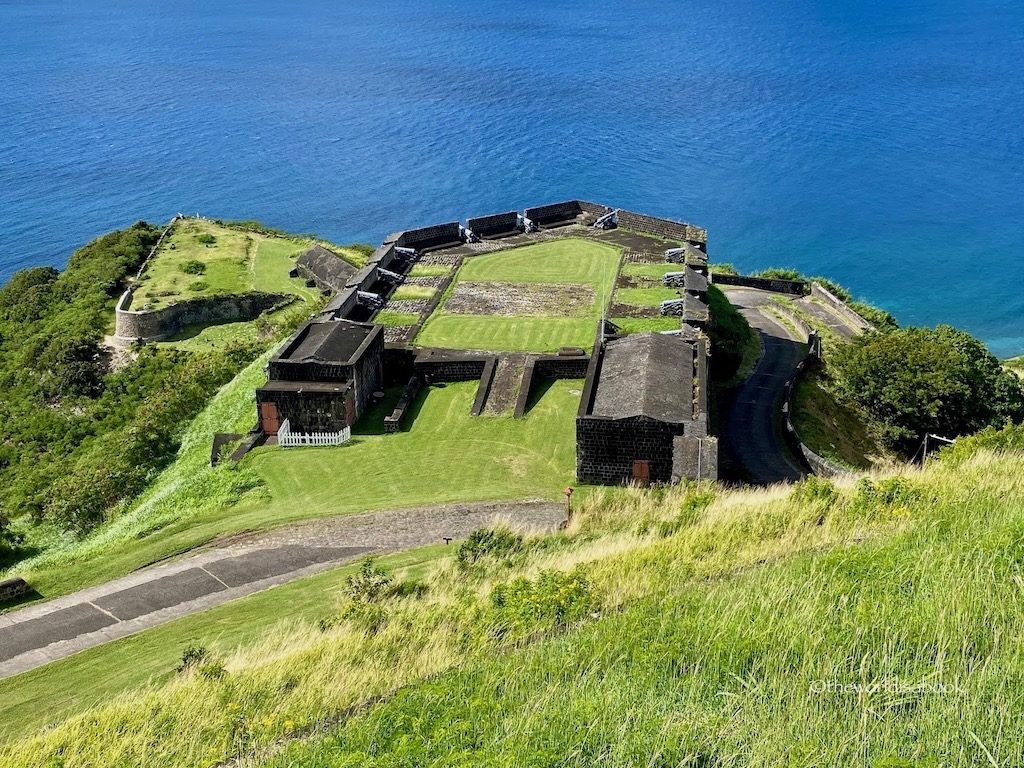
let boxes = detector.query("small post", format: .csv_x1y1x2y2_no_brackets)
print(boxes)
563,486,574,526
442,536,453,545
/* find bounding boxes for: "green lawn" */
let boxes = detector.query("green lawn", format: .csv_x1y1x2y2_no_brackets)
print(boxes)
0,545,447,743
609,317,680,334
131,219,348,311
620,262,678,279
373,310,420,327
13,362,580,603
613,286,682,308
390,284,436,301
416,239,620,352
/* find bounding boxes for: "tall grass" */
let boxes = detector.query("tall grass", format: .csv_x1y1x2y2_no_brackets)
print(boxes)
3,440,1022,767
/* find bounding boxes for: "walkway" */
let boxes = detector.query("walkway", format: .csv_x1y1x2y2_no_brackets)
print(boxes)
721,288,808,484
0,500,564,680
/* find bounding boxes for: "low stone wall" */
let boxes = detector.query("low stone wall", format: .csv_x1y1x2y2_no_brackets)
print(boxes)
115,291,290,342
711,273,808,295
467,211,519,239
414,349,493,383
525,201,584,227
398,222,462,252
513,354,590,418
471,358,499,416
0,576,31,605
576,416,683,484
810,282,875,332
384,375,423,433
614,208,707,247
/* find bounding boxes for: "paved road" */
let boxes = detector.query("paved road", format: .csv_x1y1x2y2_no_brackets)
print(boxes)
721,288,808,484
0,500,564,680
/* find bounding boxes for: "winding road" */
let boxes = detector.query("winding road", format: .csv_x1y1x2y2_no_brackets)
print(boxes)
720,288,808,484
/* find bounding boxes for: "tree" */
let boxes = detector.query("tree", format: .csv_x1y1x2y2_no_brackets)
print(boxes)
831,325,1024,452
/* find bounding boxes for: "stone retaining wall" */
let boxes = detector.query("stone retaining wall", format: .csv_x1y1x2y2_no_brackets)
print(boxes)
384,375,423,433
467,211,520,239
413,349,493,383
513,354,590,418
115,291,290,342
810,282,875,332
711,273,808,295
0,577,31,605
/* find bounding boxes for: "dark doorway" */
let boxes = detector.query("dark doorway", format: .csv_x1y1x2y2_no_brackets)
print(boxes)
632,459,650,484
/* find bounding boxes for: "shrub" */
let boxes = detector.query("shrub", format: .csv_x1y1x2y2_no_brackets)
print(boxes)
709,262,738,275
180,259,206,275
831,325,1024,452
343,559,392,603
488,567,597,638
755,267,802,281
456,527,523,570
706,284,755,379
196,233,216,245
790,475,838,505
176,644,226,680
188,280,209,292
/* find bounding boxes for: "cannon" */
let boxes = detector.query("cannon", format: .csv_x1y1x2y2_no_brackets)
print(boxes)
664,247,686,263
659,299,686,317
394,246,418,259
520,215,538,233
357,291,385,309
460,225,480,243
592,209,618,230
377,268,404,283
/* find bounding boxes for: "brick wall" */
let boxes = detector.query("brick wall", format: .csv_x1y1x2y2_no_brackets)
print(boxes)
398,222,462,251
525,201,584,227
384,375,423,433
414,350,493,382
671,435,719,481
576,415,684,484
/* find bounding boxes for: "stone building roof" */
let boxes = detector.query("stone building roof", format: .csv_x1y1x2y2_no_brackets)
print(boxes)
590,333,695,423
296,245,357,291
279,319,377,365
684,266,708,294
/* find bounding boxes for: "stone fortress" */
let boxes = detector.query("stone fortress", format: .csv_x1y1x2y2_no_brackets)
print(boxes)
254,200,718,485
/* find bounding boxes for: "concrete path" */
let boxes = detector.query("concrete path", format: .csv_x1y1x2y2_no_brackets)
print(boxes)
721,288,808,484
0,500,564,680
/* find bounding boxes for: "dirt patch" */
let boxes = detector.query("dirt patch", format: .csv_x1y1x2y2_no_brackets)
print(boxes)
445,281,595,317
609,303,659,318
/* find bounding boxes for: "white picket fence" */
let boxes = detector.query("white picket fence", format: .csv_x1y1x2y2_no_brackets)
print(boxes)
277,419,351,448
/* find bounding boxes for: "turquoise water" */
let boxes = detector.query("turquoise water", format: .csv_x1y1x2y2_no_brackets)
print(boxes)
0,0,1021,355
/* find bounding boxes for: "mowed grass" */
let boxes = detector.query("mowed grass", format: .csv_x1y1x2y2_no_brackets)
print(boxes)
609,317,680,334
11,357,580,602
614,286,682,307
416,239,620,352
0,545,446,742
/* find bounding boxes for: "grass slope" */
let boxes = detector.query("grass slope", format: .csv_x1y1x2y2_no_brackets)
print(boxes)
4,441,1023,766
416,239,620,352
12,372,580,602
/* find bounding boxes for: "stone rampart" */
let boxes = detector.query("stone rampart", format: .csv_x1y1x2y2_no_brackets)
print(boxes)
414,349,494,383
525,201,585,228
810,282,875,332
384,375,423,433
115,291,290,342
467,211,520,239
0,577,30,605
711,273,808,295
398,222,462,252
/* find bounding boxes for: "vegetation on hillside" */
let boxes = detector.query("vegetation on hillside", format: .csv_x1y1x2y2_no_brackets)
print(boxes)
831,325,1024,452
1,428,1022,766
706,283,758,381
754,267,898,331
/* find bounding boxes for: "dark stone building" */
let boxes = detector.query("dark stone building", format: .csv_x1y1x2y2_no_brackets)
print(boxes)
577,330,717,484
256,319,383,435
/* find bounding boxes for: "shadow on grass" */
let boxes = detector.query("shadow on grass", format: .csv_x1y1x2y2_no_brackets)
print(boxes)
522,376,557,417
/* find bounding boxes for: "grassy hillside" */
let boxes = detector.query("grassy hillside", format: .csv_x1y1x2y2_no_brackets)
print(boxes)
3,429,1022,766
9,367,579,602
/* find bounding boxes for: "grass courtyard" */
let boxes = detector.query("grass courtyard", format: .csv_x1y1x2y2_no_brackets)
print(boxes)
415,239,621,352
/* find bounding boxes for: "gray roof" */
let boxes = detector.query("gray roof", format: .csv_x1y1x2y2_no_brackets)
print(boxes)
280,320,375,364
296,245,356,291
590,333,695,423
683,243,707,267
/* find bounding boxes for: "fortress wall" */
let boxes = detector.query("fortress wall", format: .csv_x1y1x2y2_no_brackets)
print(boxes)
614,209,707,247
711,273,808,295
115,292,290,342
467,211,519,239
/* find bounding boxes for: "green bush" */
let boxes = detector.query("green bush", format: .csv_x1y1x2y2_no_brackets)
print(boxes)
180,259,206,275
456,527,523,570
343,559,392,603
790,475,838,505
709,262,738,275
706,283,755,379
195,233,216,245
754,267,803,281
488,567,597,639
187,280,209,292
831,325,1024,452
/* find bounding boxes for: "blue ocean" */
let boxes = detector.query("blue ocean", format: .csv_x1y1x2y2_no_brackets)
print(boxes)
0,0,1021,355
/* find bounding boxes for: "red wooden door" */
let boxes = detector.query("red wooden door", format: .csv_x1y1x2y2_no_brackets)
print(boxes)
632,460,650,484
260,402,280,435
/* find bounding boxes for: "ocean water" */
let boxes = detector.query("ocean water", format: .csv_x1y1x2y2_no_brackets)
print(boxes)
0,0,1021,356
